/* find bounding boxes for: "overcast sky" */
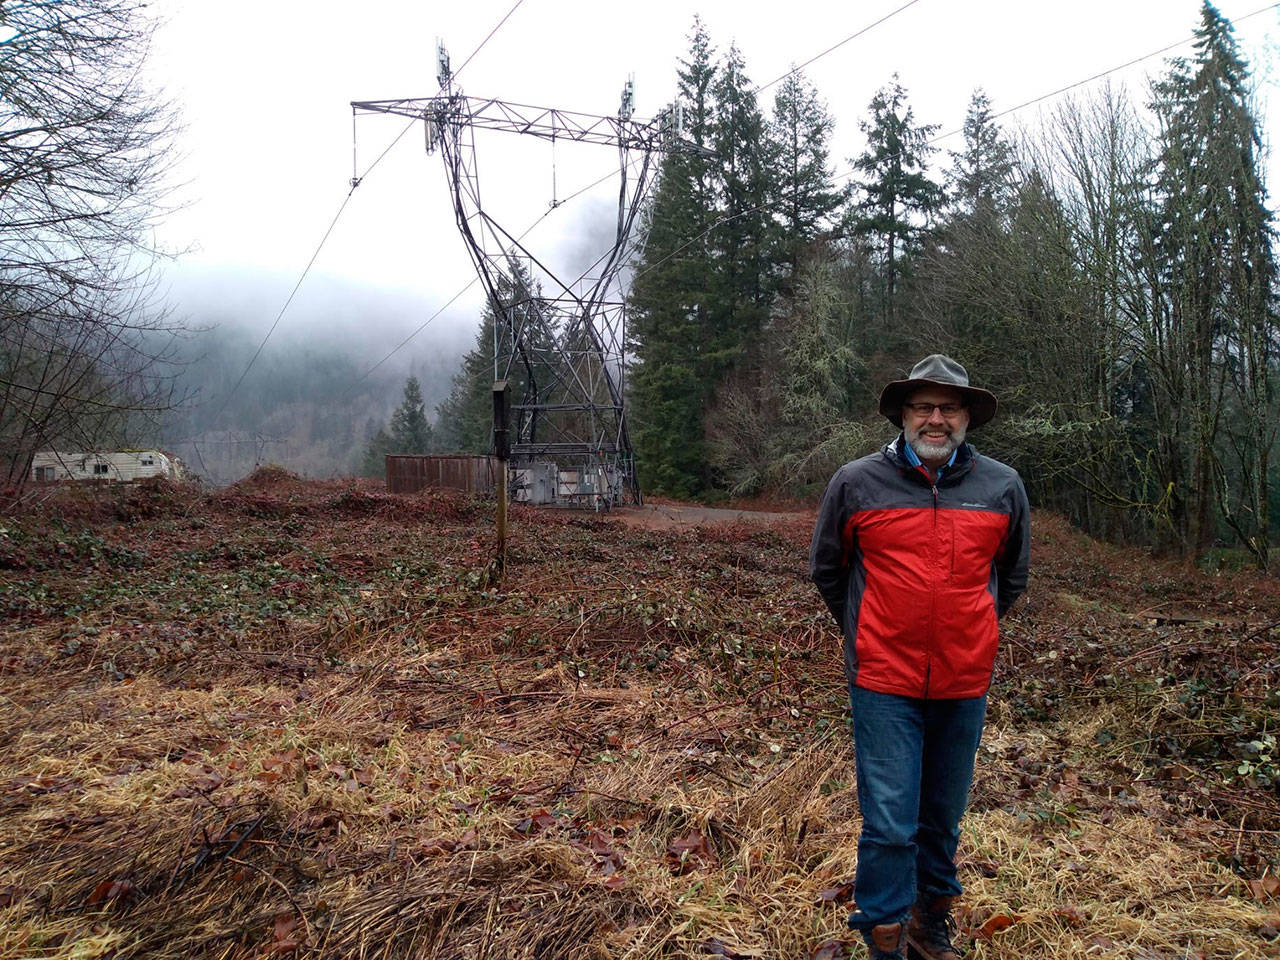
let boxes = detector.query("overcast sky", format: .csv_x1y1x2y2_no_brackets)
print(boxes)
148,0,1279,350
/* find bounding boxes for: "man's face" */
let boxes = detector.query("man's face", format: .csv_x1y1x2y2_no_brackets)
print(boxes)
902,386,969,467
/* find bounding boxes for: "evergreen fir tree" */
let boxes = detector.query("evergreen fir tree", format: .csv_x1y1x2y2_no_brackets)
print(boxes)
389,376,432,453
434,259,552,455
947,89,1015,215
435,310,498,454
709,44,773,358
361,425,394,478
850,76,944,318
1148,0,1278,559
627,18,719,498
767,68,845,282
360,376,434,477
916,89,1022,382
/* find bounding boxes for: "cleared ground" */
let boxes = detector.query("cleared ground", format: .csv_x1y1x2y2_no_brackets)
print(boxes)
1,470,1277,958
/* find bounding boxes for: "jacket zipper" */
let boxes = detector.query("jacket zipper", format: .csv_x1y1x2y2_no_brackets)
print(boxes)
927,479,938,698
892,443,978,699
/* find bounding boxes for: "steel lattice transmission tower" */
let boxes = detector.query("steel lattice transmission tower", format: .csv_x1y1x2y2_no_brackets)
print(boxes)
353,45,698,507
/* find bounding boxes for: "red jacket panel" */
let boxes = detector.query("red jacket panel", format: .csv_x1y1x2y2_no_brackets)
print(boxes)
810,439,1030,699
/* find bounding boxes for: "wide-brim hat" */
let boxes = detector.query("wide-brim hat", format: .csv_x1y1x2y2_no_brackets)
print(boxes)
878,354,998,429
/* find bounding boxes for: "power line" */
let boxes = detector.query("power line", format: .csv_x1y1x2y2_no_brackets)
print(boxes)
168,435,287,446
975,1,1279,130
212,188,357,423
755,0,924,94
344,277,480,396
453,0,526,79
632,2,1280,288
208,0,528,423
349,117,418,190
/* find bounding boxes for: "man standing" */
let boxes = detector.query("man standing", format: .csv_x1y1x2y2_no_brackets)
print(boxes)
809,355,1030,960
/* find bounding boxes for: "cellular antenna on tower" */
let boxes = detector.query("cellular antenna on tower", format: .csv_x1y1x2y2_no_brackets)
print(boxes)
435,39,451,88
620,75,635,122
352,45,708,508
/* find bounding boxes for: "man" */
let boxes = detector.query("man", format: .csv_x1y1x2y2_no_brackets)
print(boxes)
809,355,1030,960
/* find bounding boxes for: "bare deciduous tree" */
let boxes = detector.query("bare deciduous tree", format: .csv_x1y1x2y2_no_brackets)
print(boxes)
1,0,182,487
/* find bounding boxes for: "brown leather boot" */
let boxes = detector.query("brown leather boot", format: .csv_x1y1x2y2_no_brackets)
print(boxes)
905,896,963,960
865,922,907,959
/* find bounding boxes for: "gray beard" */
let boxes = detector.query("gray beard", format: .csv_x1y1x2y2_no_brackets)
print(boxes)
907,428,964,464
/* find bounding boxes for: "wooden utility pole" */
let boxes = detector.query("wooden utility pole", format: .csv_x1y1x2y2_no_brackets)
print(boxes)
492,380,509,574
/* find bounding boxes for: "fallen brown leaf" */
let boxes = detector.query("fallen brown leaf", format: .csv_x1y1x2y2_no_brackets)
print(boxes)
975,913,1021,941
273,911,296,941
1248,876,1280,901
701,938,763,957
667,829,717,874
817,880,855,904
1053,905,1086,927
810,940,853,960
86,878,136,905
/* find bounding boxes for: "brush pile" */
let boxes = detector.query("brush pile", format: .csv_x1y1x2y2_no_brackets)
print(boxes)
1,472,1277,958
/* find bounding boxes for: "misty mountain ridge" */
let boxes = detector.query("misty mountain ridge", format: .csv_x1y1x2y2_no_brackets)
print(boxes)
157,266,474,485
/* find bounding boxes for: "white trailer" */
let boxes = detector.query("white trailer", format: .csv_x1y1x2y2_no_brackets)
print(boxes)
30,450,184,483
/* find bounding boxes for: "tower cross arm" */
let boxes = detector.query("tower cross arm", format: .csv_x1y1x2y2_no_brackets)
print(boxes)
351,94,709,154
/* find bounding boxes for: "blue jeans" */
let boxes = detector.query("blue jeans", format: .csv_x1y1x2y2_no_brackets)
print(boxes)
846,685,987,933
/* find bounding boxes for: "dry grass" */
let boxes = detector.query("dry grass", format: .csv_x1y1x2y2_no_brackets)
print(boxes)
1,477,1277,958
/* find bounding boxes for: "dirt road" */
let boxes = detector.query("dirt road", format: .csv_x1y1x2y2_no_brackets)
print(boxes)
610,501,810,530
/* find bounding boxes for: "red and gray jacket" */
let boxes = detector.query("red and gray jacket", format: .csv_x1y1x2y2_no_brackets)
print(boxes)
809,437,1030,700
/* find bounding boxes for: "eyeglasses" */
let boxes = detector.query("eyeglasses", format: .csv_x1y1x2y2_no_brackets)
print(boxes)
903,401,965,417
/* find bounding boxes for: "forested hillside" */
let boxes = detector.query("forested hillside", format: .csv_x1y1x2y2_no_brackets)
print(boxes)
158,309,466,486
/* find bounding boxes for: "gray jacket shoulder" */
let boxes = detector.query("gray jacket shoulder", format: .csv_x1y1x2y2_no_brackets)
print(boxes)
972,451,1022,481
826,447,893,499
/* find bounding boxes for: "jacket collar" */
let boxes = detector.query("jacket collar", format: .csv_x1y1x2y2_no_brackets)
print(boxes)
886,434,976,484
